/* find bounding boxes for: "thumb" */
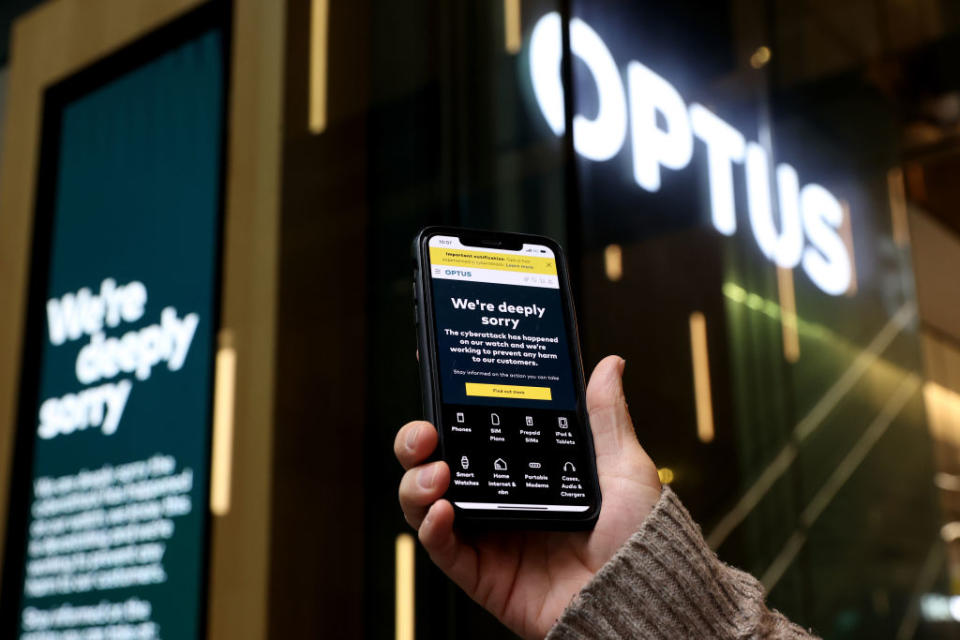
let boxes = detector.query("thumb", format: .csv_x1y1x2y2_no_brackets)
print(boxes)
586,355,640,460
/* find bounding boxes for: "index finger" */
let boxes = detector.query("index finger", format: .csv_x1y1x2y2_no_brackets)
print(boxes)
394,420,439,470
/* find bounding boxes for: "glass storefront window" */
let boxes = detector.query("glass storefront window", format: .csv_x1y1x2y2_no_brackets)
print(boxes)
354,1,957,638
562,3,939,636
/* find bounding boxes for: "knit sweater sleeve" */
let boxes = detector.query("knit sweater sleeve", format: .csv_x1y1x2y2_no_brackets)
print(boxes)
546,487,818,639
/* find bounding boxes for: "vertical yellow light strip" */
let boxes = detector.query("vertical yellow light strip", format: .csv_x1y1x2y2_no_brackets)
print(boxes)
395,533,416,640
887,167,910,247
777,267,800,363
309,0,330,134
210,331,237,516
603,244,622,281
924,382,960,448
689,312,715,443
504,0,522,54
839,200,858,297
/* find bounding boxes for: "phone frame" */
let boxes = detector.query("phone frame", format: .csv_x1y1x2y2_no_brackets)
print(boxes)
412,226,601,529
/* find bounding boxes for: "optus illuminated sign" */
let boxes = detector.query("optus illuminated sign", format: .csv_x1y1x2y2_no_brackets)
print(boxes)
528,13,852,296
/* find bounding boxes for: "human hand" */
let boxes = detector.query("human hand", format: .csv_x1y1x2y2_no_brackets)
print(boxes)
394,356,662,639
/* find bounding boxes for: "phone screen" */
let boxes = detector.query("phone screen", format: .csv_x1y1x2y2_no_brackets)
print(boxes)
426,234,598,515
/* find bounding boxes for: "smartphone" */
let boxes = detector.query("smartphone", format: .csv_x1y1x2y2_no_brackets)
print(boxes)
412,227,601,528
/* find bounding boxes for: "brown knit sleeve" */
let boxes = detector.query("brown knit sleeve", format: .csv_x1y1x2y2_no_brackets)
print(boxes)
546,487,818,639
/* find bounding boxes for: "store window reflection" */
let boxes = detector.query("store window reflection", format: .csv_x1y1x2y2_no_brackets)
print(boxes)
362,0,960,638
351,0,960,635
560,2,960,638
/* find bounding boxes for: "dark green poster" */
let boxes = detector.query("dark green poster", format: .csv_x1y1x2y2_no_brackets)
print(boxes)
5,15,224,640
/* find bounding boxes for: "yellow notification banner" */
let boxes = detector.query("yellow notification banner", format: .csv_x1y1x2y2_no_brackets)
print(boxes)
430,247,557,275
465,382,553,401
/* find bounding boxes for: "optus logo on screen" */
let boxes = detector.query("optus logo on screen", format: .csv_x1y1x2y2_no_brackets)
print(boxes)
37,278,200,440
527,13,853,296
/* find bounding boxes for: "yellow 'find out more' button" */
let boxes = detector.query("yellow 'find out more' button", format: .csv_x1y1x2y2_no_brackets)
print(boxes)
464,383,552,401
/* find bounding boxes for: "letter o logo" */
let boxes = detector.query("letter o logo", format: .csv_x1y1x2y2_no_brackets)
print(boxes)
529,12,628,162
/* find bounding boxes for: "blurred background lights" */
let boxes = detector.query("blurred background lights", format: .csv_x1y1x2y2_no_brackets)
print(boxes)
603,244,623,281
750,45,771,69
689,312,715,443
503,0,522,54
941,521,960,543
920,594,960,622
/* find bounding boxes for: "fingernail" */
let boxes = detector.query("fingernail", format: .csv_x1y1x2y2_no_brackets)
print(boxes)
406,424,420,450
619,357,627,372
418,464,437,489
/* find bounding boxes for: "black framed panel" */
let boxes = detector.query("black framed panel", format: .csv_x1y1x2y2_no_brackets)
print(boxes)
0,4,231,638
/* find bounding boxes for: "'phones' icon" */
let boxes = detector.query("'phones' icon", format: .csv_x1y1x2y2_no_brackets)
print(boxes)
456,412,464,423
